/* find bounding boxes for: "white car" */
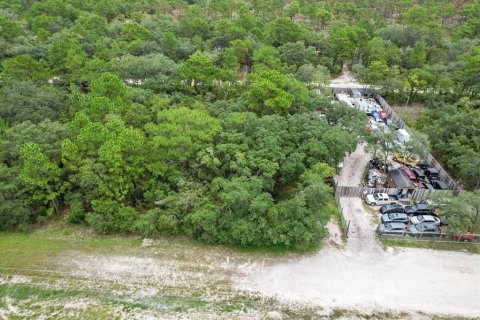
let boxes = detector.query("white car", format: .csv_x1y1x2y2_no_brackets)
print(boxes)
365,193,398,206
410,215,441,226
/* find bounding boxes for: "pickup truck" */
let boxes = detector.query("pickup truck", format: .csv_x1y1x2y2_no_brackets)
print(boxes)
365,193,399,206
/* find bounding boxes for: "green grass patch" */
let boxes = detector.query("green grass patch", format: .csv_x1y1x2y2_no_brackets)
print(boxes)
380,238,480,254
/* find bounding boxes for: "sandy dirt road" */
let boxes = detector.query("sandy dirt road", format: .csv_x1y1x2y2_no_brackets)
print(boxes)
335,143,371,187
329,65,362,88
238,243,480,317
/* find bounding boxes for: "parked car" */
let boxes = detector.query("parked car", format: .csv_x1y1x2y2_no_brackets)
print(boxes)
379,204,405,214
411,168,426,180
401,166,416,180
447,229,474,242
410,215,441,226
422,183,435,190
366,193,399,206
408,222,442,238
425,168,440,180
381,213,409,224
404,204,433,216
432,180,449,190
376,222,408,236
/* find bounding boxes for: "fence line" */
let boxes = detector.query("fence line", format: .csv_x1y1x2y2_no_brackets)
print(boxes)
379,234,480,244
334,185,456,201
334,192,349,238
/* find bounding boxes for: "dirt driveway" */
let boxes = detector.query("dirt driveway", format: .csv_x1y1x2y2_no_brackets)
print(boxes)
335,143,371,187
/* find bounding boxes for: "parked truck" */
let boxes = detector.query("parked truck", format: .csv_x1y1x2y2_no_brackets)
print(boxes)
365,193,399,206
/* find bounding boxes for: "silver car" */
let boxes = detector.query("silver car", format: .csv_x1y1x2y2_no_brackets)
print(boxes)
381,213,409,224
410,215,441,226
408,222,442,237
376,222,408,236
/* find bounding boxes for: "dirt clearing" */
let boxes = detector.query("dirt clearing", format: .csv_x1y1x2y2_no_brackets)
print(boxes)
1,222,480,319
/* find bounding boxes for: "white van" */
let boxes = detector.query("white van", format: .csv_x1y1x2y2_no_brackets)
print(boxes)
396,128,411,143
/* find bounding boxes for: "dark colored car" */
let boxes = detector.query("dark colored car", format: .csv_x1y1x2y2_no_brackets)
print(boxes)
432,180,449,190
408,222,442,238
381,213,409,224
425,168,440,180
422,183,435,190
411,168,426,180
376,222,408,236
418,161,429,170
404,204,433,216
379,204,405,214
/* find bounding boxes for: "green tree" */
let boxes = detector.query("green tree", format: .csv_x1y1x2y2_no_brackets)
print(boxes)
19,143,61,215
266,18,302,46
1,54,50,84
145,107,221,179
246,70,312,115
0,81,66,124
180,54,219,94
429,191,480,233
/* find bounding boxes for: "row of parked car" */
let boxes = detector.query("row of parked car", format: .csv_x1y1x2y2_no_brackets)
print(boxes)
375,203,475,241
393,157,450,190
376,203,443,237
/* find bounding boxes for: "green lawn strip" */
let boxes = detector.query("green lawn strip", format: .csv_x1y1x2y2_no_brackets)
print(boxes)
380,238,480,254
0,279,323,318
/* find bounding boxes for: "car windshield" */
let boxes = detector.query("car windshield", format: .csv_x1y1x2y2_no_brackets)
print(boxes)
417,216,425,222
385,224,393,230
374,194,381,200
415,224,424,231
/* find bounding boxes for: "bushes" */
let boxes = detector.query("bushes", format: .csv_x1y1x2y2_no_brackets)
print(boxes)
85,200,137,233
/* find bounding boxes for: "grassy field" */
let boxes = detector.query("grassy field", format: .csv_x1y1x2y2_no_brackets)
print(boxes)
1,223,477,319
0,223,327,319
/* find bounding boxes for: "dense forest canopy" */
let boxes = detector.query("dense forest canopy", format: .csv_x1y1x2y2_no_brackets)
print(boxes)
0,0,478,248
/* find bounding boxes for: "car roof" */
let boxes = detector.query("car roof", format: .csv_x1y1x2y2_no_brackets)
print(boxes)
384,204,401,209
414,204,431,210
389,222,406,228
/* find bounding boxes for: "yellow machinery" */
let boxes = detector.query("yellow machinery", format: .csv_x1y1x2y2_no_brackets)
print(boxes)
393,154,418,167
